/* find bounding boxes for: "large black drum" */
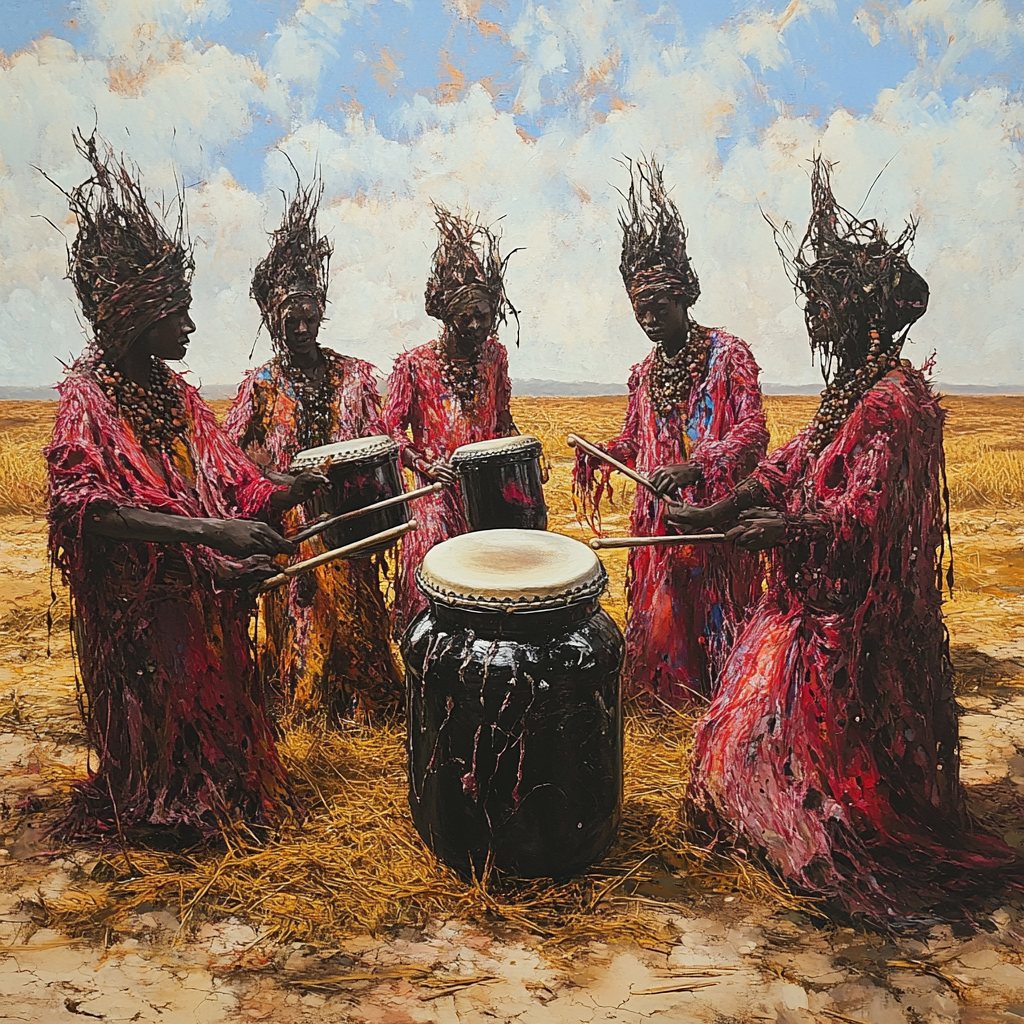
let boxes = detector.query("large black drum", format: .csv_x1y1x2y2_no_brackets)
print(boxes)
289,435,405,556
403,529,624,879
450,436,547,531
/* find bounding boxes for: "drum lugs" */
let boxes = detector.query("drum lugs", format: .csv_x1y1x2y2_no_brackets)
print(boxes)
450,435,548,532
290,435,405,556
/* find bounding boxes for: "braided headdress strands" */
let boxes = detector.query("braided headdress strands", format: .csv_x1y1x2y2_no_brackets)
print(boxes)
59,130,194,363
251,179,333,346
618,156,700,308
423,204,521,346
771,155,929,453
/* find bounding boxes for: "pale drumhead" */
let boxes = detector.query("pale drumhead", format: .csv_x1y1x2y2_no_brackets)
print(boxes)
290,434,398,471
417,529,606,610
450,435,542,465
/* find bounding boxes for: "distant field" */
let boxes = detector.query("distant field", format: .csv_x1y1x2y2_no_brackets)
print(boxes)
2,395,1023,518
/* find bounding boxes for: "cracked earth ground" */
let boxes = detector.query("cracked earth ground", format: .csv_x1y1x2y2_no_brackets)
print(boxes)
3,506,1024,1024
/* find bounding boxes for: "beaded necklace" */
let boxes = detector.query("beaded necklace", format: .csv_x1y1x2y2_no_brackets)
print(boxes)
278,352,335,450
435,336,481,409
807,327,901,453
648,322,709,416
94,357,188,450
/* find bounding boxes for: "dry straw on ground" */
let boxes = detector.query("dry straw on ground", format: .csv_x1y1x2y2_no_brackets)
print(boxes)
45,710,813,955
6,391,1024,952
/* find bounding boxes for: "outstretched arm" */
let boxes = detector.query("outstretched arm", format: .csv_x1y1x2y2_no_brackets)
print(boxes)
83,506,294,557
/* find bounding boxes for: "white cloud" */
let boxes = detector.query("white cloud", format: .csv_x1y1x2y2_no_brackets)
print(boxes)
266,0,366,117
2,0,1023,389
82,0,232,64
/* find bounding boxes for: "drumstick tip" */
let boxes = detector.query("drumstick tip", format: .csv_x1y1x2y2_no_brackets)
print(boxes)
566,434,580,448
588,537,602,550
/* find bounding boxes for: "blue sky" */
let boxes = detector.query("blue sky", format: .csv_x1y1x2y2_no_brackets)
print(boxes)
2,0,1023,387
5,0,1018,189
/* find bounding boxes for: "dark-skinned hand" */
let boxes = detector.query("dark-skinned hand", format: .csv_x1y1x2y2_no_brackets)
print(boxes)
649,461,703,497
421,459,458,486
263,469,294,486
725,508,787,551
663,501,720,533
204,519,295,558
285,470,329,505
213,554,283,590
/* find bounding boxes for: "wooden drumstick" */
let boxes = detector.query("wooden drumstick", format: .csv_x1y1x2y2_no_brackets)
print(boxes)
258,520,418,592
589,534,729,550
566,434,664,498
287,483,442,543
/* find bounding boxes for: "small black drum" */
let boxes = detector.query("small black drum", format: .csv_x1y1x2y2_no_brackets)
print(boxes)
290,435,404,556
403,529,624,880
450,436,548,532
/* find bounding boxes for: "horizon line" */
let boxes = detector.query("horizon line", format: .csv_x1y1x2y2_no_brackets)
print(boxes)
3,380,1024,400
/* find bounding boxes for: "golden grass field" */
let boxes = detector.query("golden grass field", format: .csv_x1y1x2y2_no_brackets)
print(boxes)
4,394,1024,516
1,393,1023,954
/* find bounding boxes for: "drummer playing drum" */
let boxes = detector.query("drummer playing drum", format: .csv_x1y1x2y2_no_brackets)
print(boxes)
383,204,522,637
226,179,404,724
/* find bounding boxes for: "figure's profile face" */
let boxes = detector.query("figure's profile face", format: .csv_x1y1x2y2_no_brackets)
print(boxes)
801,275,870,370
280,296,322,359
630,291,688,347
134,306,196,362
448,296,495,349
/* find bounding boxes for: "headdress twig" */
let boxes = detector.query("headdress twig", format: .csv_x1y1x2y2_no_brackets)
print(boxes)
618,155,699,307
424,204,520,346
50,129,194,362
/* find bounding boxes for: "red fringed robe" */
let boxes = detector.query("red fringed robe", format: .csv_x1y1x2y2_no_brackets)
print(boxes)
382,337,513,636
574,328,768,703
687,367,1018,919
46,366,301,836
224,350,403,720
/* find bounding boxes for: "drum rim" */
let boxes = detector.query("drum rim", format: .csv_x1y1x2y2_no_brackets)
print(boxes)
415,562,608,612
289,434,399,471
450,434,543,465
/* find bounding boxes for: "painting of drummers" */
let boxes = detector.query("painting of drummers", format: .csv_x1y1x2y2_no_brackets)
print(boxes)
2,0,1024,1020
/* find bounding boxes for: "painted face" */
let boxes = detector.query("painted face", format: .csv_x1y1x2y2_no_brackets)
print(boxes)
630,291,688,347
136,307,196,361
449,296,495,349
280,296,322,358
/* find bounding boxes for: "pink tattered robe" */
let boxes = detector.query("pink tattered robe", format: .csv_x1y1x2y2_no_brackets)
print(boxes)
687,368,1018,918
46,366,300,836
575,328,768,703
382,337,513,636
225,350,403,720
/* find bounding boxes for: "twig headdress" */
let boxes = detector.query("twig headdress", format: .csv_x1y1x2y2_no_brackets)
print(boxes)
424,204,520,345
251,179,333,345
772,155,929,452
618,156,700,307
61,130,194,362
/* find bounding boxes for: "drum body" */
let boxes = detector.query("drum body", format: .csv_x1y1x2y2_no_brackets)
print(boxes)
450,436,547,532
403,530,624,879
290,436,405,555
